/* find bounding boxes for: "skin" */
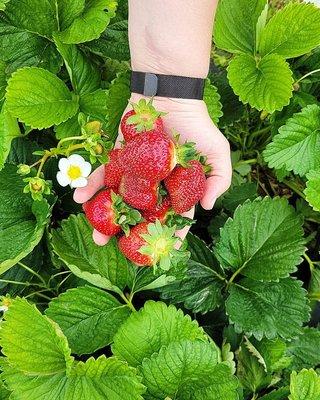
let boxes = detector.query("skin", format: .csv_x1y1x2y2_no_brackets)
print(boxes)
74,0,232,245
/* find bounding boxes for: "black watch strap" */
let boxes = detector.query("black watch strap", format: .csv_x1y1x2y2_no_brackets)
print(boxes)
131,71,205,100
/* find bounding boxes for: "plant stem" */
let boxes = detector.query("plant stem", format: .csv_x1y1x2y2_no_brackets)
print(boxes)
226,262,248,290
0,279,29,286
304,253,315,273
57,135,86,148
18,262,47,286
36,151,51,177
295,68,320,84
283,179,305,199
119,292,136,312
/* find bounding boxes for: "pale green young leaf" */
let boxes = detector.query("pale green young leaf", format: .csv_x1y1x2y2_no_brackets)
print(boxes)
289,369,320,400
263,105,320,176
0,165,50,275
215,197,305,281
54,38,100,95
304,170,320,212
227,54,293,113
56,0,85,31
1,356,145,400
3,0,58,37
51,214,132,292
6,67,79,129
46,286,131,355
0,103,21,170
0,298,73,375
0,22,62,74
112,301,208,367
203,79,223,125
287,327,320,371
226,278,310,340
140,341,238,400
57,0,117,44
259,3,320,59
214,0,267,54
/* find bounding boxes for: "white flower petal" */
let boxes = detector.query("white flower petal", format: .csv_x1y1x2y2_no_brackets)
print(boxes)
56,171,71,187
71,177,88,188
58,157,70,172
82,162,92,177
68,154,86,167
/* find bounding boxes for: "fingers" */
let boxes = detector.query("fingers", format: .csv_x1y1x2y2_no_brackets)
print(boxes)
175,208,195,248
73,165,105,204
92,229,110,246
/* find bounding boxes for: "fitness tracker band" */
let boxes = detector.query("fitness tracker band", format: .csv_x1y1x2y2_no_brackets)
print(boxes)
131,71,205,100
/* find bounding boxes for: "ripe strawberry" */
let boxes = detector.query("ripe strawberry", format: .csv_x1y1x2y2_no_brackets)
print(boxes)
119,174,159,211
142,196,171,223
121,99,165,142
104,149,123,189
164,160,206,213
83,189,141,236
118,220,178,268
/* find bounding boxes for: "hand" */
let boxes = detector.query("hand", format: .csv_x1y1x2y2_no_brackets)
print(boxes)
74,94,232,245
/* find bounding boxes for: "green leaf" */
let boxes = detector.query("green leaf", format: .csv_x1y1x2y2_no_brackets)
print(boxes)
222,182,257,212
0,165,50,275
0,103,21,170
203,79,223,125
251,337,292,372
259,387,290,400
214,0,267,54
228,54,293,113
46,286,131,355
54,38,101,95
259,3,320,59
215,197,305,281
56,0,85,31
263,105,320,176
57,0,117,44
0,298,73,375
3,0,58,38
0,0,9,10
6,67,79,129
287,327,320,371
305,170,320,212
54,115,81,140
105,72,131,141
51,214,132,292
0,61,7,100
140,341,239,400
79,89,108,119
226,277,310,340
112,301,207,367
289,369,320,400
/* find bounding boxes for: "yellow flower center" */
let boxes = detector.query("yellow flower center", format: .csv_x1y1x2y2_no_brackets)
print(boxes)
67,165,82,180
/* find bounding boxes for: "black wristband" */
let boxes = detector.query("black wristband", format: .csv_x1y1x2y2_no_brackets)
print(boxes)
131,71,205,100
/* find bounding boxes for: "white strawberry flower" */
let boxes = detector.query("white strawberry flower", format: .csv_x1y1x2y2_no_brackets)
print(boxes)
56,154,92,188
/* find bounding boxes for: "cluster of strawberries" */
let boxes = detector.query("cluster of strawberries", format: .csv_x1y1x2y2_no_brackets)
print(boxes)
83,100,207,268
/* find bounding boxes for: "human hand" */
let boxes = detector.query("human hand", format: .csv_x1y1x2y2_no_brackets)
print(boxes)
74,94,232,245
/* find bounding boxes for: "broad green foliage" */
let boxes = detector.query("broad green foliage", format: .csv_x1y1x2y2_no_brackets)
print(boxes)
112,301,207,367
215,197,305,281
259,388,290,400
46,286,131,355
305,170,320,211
227,54,293,113
6,67,79,129
51,214,133,293
140,341,239,400
56,0,85,31
289,369,320,400
203,79,223,125
226,278,310,340
263,105,320,176
0,61,7,100
0,165,50,275
0,104,20,170
222,182,257,212
287,327,320,371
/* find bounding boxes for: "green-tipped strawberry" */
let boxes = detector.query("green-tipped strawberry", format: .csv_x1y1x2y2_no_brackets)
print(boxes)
118,220,180,270
120,131,199,182
104,149,123,189
142,196,171,223
83,189,141,236
121,99,166,141
164,160,206,213
119,174,159,211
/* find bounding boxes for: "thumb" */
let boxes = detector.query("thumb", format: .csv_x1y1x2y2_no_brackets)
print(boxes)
92,229,110,246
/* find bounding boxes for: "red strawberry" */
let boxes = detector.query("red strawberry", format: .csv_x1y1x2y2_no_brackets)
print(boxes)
121,99,165,142
119,174,159,211
83,189,141,236
164,160,206,213
118,220,178,267
142,196,171,223
104,149,123,189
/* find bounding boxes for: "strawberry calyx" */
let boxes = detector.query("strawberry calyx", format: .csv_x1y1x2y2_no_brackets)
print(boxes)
111,191,142,235
126,99,166,132
165,213,195,230
139,220,183,272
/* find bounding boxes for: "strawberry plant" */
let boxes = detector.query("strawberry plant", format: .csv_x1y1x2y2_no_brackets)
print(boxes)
0,1,320,399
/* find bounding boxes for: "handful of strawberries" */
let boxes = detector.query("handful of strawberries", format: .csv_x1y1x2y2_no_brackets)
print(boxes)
83,100,208,270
